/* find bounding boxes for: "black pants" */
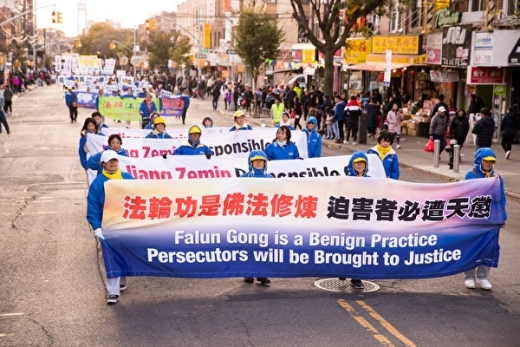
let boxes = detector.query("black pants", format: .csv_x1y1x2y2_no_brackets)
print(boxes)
502,134,514,153
4,101,12,114
294,115,302,130
141,118,150,129
346,121,359,141
68,106,78,121
337,120,345,140
182,109,188,125
212,95,219,110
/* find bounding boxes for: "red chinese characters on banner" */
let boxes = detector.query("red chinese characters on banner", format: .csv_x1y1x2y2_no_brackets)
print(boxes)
121,192,319,220
469,67,504,84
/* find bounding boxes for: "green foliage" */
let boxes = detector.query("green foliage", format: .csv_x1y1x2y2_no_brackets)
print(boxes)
143,30,192,71
78,23,133,58
234,10,284,84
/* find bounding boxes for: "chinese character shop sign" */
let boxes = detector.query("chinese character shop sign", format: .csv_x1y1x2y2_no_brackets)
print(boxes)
469,67,504,84
442,25,472,67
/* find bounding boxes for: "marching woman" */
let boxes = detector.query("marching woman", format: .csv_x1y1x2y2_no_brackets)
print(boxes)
86,134,129,175
173,125,214,157
240,150,272,285
366,131,400,180
303,116,322,158
79,117,104,173
145,116,173,139
144,112,160,130
264,126,300,160
229,110,253,131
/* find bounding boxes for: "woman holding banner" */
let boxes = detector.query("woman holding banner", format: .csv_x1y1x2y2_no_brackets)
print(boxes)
173,125,214,158
86,134,129,175
145,117,173,139
264,126,300,161
241,150,272,285
139,93,158,129
86,150,135,304
79,117,104,174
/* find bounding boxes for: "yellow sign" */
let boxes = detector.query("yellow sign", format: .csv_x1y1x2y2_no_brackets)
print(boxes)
371,36,420,55
343,39,372,64
203,23,211,49
436,0,450,10
302,49,315,64
79,55,99,68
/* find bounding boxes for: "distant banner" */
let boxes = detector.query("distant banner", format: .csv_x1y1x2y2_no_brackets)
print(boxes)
160,95,188,117
87,129,309,158
113,153,386,179
79,55,99,69
99,177,504,279
72,91,98,109
97,96,160,121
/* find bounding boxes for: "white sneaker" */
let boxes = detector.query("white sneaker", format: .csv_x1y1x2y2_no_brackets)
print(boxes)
343,140,348,144
506,150,511,159
352,142,357,145
476,278,492,290
464,278,476,289
396,144,401,149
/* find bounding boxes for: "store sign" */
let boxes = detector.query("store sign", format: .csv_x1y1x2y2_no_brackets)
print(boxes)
468,66,504,84
442,25,472,67
508,37,520,64
430,70,459,82
474,32,493,65
436,0,451,10
343,39,372,64
372,35,420,54
434,8,462,28
426,32,443,65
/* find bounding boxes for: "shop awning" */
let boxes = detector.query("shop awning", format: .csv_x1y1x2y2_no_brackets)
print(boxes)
346,62,410,72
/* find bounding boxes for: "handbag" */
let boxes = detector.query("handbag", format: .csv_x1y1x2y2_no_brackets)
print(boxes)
424,138,435,152
290,109,296,119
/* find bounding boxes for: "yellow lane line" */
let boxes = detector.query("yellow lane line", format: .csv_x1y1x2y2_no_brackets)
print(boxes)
356,300,417,347
337,299,396,347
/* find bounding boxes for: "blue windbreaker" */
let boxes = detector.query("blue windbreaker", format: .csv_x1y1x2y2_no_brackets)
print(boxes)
366,146,399,179
303,117,322,158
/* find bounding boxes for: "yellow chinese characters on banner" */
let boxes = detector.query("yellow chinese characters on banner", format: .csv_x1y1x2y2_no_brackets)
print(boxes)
302,49,315,64
203,23,211,49
343,39,372,64
79,55,99,68
372,36,420,55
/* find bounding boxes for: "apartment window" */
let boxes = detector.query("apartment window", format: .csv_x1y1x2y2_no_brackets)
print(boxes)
411,0,422,28
390,0,401,32
505,0,520,15
470,0,485,11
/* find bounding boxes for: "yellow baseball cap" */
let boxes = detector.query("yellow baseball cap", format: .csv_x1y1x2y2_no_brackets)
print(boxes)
353,157,367,163
250,155,266,161
483,156,497,162
154,116,166,125
234,110,245,118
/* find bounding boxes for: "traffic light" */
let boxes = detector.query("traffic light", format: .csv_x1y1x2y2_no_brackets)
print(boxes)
150,19,157,31
146,20,150,29
110,42,116,50
74,40,82,49
51,11,56,24
57,11,63,24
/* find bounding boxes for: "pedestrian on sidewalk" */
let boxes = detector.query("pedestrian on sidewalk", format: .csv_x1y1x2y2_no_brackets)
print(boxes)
472,108,495,150
449,109,470,154
333,95,346,143
344,95,361,145
463,148,506,291
0,108,10,136
500,106,518,159
3,84,13,116
429,106,449,156
386,103,404,149
87,150,135,304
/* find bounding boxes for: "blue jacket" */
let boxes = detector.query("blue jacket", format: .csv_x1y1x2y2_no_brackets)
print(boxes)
145,131,173,139
173,140,214,156
303,117,322,158
466,148,507,220
333,100,346,122
86,171,134,230
366,146,399,179
274,123,295,130
65,92,77,107
241,150,273,178
79,132,105,169
139,100,158,120
230,124,253,131
344,151,370,177
86,147,130,175
265,141,300,160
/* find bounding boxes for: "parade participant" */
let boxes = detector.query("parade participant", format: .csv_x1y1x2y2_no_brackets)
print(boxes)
500,107,518,159
270,96,284,126
91,111,108,133
86,150,135,304
274,112,295,130
240,150,272,285
173,125,214,157
449,109,470,154
144,112,160,130
429,106,449,155
366,131,399,179
264,126,300,160
202,116,213,128
139,93,157,129
463,148,506,290
145,116,173,139
86,134,129,175
65,87,78,123
340,151,370,289
386,103,404,149
230,110,253,131
303,116,322,158
79,117,103,172
472,108,495,150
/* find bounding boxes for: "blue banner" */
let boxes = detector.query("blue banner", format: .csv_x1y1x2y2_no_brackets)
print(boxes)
72,91,98,109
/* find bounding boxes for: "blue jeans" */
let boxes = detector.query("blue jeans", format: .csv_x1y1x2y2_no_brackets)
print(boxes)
432,134,446,153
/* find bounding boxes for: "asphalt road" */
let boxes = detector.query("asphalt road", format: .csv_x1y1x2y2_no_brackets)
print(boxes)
0,86,519,347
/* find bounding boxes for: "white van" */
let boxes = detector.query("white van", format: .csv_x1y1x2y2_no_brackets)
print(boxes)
288,74,307,89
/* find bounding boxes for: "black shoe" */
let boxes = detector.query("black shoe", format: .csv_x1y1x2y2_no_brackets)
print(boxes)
339,277,346,281
107,294,119,304
350,279,364,289
257,277,270,285
244,277,254,283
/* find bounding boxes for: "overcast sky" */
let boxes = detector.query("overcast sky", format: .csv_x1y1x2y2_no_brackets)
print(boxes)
35,0,184,36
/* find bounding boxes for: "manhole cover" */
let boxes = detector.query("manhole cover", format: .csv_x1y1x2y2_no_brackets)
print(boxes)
314,278,380,293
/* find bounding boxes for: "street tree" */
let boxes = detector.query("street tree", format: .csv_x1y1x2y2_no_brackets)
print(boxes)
78,23,132,59
290,0,386,97
143,30,192,72
234,8,284,89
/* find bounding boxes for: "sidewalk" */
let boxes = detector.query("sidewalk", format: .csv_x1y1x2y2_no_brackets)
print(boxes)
221,108,520,199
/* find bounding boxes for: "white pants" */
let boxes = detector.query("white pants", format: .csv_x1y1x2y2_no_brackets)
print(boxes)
106,276,126,296
464,265,490,279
